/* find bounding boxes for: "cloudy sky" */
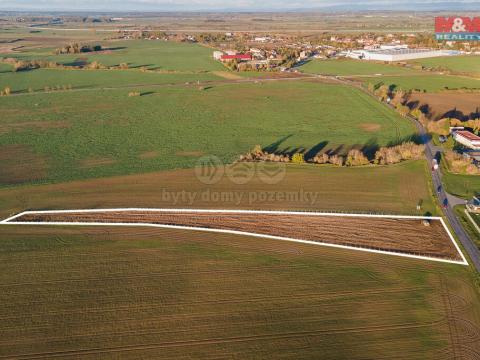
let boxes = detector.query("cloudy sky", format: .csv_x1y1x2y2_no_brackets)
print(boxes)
0,0,478,11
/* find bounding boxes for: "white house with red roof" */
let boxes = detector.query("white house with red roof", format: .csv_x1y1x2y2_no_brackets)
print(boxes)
220,54,252,62
453,130,480,150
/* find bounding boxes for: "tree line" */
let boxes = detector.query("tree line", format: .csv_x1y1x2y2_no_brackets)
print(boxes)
239,142,424,167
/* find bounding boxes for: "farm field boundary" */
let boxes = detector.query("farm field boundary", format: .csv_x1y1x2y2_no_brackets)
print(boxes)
1,208,468,266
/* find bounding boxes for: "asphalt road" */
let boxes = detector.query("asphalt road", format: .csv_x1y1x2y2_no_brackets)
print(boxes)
312,74,480,271
409,114,480,271
336,75,480,271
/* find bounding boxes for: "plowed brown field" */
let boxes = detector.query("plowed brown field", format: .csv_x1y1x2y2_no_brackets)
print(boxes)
14,211,461,261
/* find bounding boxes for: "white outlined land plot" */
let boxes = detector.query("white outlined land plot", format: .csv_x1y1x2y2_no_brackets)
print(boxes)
1,208,468,266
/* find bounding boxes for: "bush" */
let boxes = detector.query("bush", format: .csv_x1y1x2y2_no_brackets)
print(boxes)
291,153,305,164
345,149,370,166
312,153,330,164
329,154,344,166
427,118,450,136
88,61,105,70
395,104,410,117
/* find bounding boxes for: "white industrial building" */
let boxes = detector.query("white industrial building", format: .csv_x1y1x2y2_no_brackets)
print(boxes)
346,47,460,62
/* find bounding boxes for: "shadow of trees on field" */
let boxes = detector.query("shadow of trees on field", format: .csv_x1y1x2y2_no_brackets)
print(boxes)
104,46,127,51
263,135,293,153
304,141,328,161
259,131,429,162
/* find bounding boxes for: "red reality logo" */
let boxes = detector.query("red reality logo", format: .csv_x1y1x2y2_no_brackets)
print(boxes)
435,17,480,33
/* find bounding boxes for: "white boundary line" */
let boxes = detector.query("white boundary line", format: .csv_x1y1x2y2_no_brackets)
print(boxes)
464,209,480,234
0,208,469,266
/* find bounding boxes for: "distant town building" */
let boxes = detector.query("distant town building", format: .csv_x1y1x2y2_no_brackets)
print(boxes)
220,54,252,62
453,130,480,150
213,51,224,60
346,47,460,61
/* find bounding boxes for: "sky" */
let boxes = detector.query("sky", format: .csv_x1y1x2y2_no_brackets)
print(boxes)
0,0,479,11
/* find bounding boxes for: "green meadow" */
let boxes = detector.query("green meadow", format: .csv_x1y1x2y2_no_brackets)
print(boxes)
443,171,480,199
4,40,225,72
0,68,221,92
0,81,415,186
364,75,480,92
410,55,480,76
300,58,419,76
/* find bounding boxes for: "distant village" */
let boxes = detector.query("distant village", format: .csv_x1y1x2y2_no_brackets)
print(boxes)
112,30,480,72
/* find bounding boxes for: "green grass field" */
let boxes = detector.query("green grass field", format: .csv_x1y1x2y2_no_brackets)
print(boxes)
5,40,225,72
363,74,480,92
0,81,415,186
0,224,477,359
443,171,480,199
300,59,419,76
410,55,480,76
0,68,221,92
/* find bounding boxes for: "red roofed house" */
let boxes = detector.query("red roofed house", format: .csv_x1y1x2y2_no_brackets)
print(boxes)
220,54,252,62
453,130,480,150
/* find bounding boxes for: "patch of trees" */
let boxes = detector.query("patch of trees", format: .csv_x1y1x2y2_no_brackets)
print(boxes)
444,150,480,175
374,142,424,165
54,43,102,55
1,57,61,72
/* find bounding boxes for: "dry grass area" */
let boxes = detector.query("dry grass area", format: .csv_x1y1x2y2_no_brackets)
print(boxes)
14,211,461,261
409,93,480,121
212,71,243,80
0,225,478,359
0,144,48,185
0,161,437,219
359,123,382,132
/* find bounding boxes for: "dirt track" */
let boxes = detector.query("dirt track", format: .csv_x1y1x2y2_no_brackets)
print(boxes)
13,211,461,261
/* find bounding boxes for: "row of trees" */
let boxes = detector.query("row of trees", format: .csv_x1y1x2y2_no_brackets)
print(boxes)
1,58,62,72
239,142,424,167
367,82,480,138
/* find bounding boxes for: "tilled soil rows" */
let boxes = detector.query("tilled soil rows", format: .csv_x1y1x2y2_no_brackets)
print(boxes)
14,211,461,261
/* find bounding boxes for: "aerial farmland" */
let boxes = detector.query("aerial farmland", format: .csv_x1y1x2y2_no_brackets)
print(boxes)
0,10,480,359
